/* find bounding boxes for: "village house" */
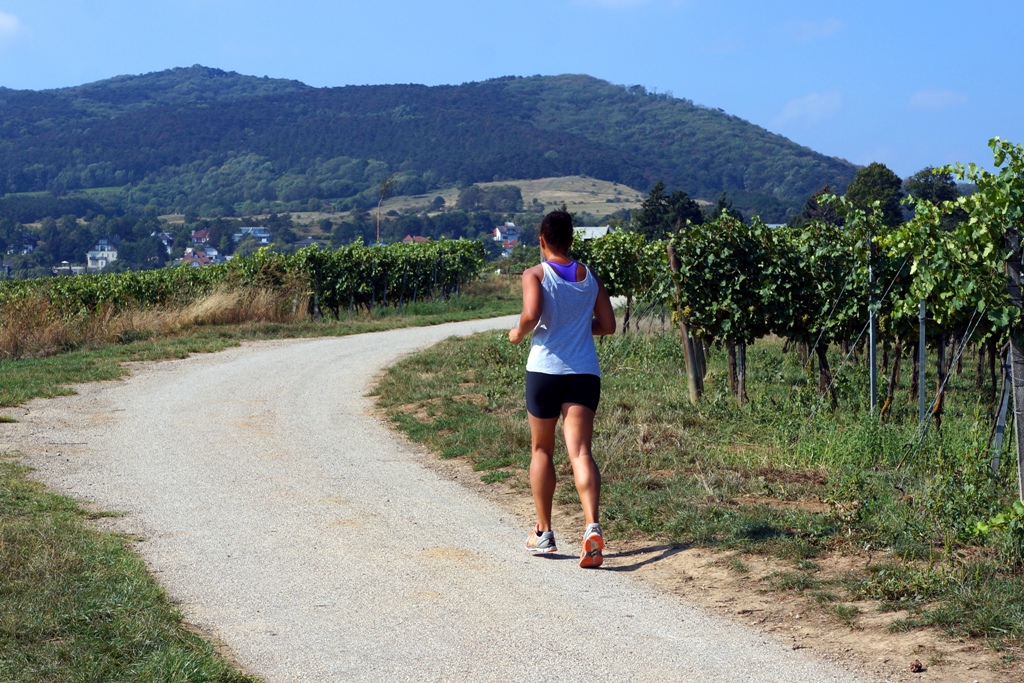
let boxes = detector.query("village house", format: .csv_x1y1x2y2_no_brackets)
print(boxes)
153,230,175,255
402,235,430,244
86,236,119,271
190,228,211,245
492,222,519,243
5,232,37,256
575,225,613,241
493,222,520,258
182,247,213,267
232,226,273,244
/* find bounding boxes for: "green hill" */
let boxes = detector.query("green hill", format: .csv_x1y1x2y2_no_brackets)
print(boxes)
0,66,857,222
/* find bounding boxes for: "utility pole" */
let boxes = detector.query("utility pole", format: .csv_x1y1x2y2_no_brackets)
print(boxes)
376,175,396,245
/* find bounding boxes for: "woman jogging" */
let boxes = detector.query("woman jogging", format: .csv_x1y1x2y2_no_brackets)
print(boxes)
508,210,616,568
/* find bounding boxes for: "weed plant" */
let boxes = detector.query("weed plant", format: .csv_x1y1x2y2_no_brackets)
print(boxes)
376,326,1024,646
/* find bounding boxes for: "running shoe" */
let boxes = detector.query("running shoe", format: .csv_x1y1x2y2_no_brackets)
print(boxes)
579,523,604,568
525,526,557,554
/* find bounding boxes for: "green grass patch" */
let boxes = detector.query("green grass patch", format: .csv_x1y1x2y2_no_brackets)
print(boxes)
828,603,861,626
0,455,257,682
767,570,821,592
727,556,750,574
0,337,237,407
374,328,1024,648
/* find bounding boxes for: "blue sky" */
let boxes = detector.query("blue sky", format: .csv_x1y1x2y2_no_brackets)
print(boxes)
0,0,1020,180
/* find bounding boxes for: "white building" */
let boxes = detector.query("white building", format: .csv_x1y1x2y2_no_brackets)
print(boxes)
493,222,519,242
86,237,119,271
233,227,273,244
575,226,613,241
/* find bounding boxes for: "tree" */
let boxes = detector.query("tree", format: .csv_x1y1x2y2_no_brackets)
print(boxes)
478,237,503,261
789,185,841,229
234,234,261,258
631,182,669,239
707,192,743,222
457,186,485,211
904,167,966,230
904,167,959,205
844,162,904,228
666,189,704,229
118,236,167,269
632,181,704,239
456,185,523,212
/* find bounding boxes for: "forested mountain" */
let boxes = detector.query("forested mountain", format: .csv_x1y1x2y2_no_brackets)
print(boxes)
0,65,857,222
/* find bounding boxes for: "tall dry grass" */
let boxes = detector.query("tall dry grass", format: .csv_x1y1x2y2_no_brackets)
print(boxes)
0,286,309,360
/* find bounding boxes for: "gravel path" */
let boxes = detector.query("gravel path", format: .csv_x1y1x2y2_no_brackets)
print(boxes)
6,318,881,682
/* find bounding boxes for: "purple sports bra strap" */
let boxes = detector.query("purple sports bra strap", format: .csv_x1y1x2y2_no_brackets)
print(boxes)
545,260,580,282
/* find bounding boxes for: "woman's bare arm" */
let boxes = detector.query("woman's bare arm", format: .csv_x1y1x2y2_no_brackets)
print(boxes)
509,265,544,345
591,275,616,336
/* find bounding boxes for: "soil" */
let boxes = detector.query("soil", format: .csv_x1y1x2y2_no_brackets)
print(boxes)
395,421,1024,683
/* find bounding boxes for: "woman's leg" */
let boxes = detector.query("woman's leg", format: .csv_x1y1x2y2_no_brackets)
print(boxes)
561,403,600,525
528,413,560,531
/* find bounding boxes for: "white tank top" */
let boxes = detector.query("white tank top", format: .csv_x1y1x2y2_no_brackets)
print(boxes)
525,262,601,376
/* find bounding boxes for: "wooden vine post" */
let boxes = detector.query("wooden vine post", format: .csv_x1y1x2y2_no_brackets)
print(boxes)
918,299,927,424
666,243,703,405
1005,226,1024,502
867,228,878,414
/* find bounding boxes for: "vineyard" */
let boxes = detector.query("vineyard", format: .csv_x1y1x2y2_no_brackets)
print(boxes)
564,138,1024,568
0,239,485,359
574,139,1023,417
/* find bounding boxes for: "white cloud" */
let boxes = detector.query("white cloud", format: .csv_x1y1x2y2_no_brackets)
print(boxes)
790,18,843,42
0,12,20,38
908,89,968,110
774,92,843,127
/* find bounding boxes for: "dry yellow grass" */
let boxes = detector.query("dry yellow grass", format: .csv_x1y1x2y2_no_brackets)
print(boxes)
478,176,646,216
379,176,645,218
0,287,309,360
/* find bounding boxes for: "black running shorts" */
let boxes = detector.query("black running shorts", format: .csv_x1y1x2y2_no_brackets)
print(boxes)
525,371,601,419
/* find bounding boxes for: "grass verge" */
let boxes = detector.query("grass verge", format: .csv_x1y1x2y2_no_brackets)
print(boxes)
374,327,1024,653
0,455,256,682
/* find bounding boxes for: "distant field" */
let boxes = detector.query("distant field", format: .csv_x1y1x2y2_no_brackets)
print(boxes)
376,176,646,220
77,186,126,196
1,191,50,198
376,187,462,216
261,176,646,237
158,176,646,237
478,176,645,217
